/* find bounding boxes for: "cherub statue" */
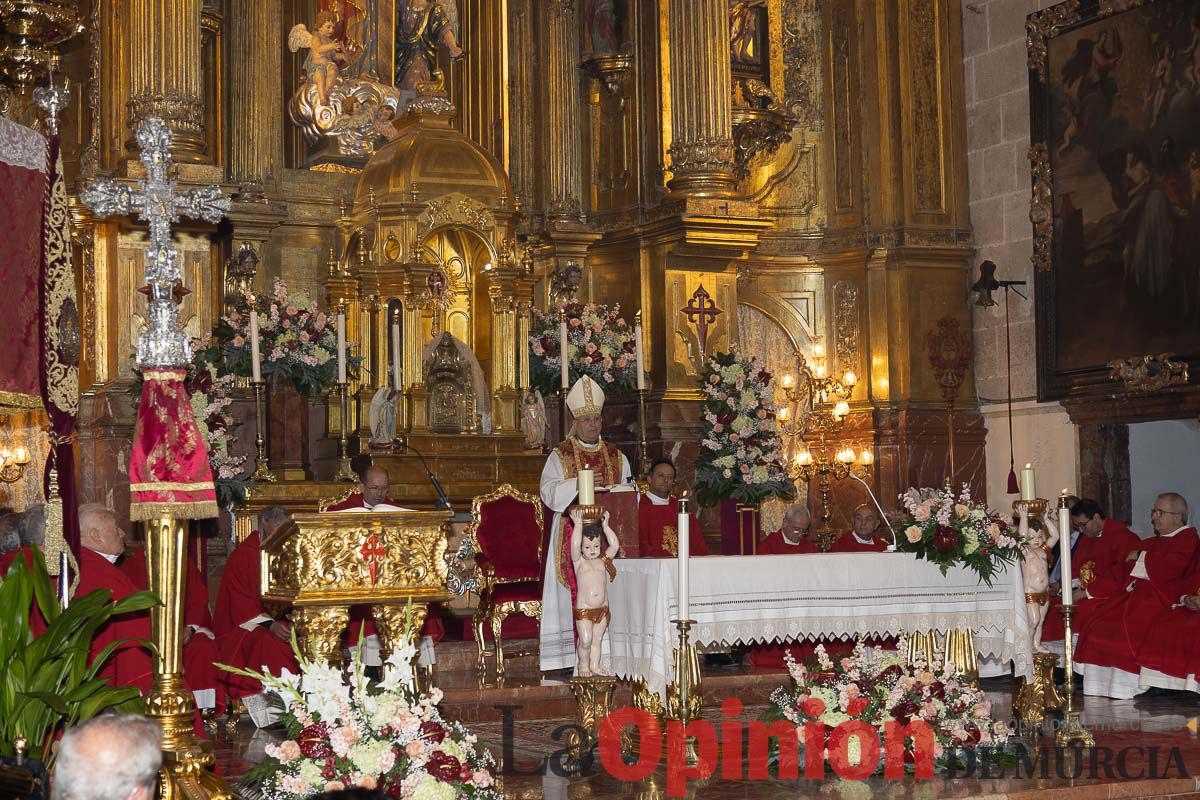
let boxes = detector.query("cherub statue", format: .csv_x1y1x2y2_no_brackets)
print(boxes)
570,507,619,677
1017,502,1060,653
395,0,465,91
289,11,345,106
521,389,548,451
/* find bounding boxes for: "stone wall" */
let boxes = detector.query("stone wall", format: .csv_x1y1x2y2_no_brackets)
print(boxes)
961,0,1078,506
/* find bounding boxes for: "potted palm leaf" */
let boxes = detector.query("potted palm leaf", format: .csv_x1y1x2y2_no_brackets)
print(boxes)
0,550,157,767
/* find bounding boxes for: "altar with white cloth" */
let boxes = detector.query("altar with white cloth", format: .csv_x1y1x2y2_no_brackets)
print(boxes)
540,552,1033,701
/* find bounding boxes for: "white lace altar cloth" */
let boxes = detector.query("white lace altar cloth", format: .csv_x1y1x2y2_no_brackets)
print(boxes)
545,552,1033,701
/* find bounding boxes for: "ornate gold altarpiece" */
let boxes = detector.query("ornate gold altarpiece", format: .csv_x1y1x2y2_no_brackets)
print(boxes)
260,510,452,664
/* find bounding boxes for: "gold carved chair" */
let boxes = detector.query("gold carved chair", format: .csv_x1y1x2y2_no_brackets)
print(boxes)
465,483,543,673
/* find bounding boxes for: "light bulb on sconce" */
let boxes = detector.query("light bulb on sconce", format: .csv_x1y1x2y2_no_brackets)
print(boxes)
812,343,825,359
815,364,827,379
843,370,857,388
778,407,790,422
781,374,795,390
833,400,850,419
859,449,874,466
795,449,813,467
837,448,856,464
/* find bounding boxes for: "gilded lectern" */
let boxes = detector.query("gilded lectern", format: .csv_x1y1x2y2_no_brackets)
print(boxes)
259,511,452,664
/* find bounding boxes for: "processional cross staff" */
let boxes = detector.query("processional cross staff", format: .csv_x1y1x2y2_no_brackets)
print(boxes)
81,118,232,800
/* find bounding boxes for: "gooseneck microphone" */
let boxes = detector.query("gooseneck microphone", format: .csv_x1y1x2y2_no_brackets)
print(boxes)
397,438,453,512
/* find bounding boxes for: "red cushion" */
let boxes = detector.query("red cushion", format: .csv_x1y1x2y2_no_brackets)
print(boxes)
475,495,542,580
486,581,541,605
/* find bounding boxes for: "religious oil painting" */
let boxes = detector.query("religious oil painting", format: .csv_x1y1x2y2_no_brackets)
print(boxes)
1030,0,1200,399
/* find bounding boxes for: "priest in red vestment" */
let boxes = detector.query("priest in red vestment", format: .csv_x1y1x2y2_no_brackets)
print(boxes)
638,459,708,557
1139,545,1200,692
1041,499,1139,643
323,465,396,511
213,505,298,702
830,504,890,553
757,504,819,555
120,542,221,710
1075,492,1198,698
539,376,632,672
77,504,153,693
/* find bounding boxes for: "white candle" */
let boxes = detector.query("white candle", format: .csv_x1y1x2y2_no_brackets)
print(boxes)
559,317,570,389
249,310,262,383
635,323,646,391
578,468,595,505
337,313,347,384
1019,464,1036,501
391,317,402,392
678,505,690,621
1059,489,1072,607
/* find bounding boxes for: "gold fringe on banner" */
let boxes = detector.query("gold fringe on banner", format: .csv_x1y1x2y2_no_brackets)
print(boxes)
129,500,219,522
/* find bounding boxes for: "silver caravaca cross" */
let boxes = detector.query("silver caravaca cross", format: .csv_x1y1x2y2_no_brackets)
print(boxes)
81,117,229,369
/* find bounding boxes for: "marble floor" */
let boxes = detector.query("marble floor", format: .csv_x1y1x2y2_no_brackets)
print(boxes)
210,665,1200,800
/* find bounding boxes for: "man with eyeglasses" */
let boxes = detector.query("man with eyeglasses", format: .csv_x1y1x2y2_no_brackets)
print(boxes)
1136,496,1200,693
1074,492,1198,698
1041,498,1139,645
323,464,396,510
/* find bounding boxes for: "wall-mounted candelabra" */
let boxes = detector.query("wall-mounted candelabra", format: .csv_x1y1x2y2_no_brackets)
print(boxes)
0,447,31,483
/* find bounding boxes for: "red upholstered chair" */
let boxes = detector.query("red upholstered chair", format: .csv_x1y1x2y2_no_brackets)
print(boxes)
466,483,543,672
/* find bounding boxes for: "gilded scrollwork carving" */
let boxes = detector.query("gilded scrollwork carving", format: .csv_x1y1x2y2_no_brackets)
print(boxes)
731,80,796,180
1029,143,1053,272
421,194,495,232
833,281,859,381
669,136,737,177
781,0,822,130
909,0,944,212
1107,353,1188,393
1026,1,1081,80
293,605,351,664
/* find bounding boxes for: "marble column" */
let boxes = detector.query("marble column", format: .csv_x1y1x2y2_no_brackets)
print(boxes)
545,0,583,219
126,0,207,162
666,0,737,198
227,0,282,191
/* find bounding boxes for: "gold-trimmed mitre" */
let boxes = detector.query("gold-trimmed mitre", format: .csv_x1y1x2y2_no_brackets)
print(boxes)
566,375,605,418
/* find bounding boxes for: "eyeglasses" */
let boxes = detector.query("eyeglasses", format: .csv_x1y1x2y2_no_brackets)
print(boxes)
1151,508,1181,517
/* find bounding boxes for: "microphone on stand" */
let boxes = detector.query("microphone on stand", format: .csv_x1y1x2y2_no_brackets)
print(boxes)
848,472,898,551
394,437,453,512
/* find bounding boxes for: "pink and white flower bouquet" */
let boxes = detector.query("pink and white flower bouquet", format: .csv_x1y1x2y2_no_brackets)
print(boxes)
221,622,499,800
529,301,638,396
693,348,794,507
768,640,1013,772
895,483,1024,585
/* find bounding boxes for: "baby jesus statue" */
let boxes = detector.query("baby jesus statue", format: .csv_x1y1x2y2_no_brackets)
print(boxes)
1017,502,1060,653
570,507,620,677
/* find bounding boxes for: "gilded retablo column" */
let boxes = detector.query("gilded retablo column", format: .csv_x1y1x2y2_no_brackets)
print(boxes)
545,0,583,218
126,0,208,162
228,0,282,189
667,0,737,197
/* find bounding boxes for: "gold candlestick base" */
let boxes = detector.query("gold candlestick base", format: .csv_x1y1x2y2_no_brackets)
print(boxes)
577,503,603,523
666,619,703,766
334,382,357,482
1012,498,1049,518
250,380,276,483
1014,651,1065,727
563,676,617,773
1056,604,1095,748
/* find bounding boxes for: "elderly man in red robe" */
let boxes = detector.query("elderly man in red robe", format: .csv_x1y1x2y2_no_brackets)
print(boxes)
1041,499,1139,645
638,459,707,557
830,504,890,552
757,504,819,555
323,465,396,511
77,504,153,693
1075,492,1198,698
120,539,221,711
1139,545,1200,693
539,376,632,672
213,505,299,705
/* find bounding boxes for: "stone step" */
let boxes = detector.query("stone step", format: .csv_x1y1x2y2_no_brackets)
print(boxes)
432,637,541,674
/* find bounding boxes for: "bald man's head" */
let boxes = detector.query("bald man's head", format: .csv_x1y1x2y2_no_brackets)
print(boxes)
361,465,390,507
852,503,881,538
53,713,161,800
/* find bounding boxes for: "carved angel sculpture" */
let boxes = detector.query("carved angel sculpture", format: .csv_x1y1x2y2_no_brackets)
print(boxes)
1017,503,1060,654
394,0,464,91
289,12,345,106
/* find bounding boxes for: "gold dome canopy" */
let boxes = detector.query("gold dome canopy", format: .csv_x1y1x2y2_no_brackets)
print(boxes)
354,101,511,211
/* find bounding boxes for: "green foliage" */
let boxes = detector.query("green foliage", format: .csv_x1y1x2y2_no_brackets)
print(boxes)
0,551,158,766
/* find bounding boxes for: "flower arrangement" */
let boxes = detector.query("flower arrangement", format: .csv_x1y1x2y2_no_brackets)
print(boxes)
529,301,639,396
220,621,499,800
768,639,1013,772
895,483,1024,586
204,278,357,397
132,352,252,510
693,349,794,507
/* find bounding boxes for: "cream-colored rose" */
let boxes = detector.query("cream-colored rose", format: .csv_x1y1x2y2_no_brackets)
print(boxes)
905,525,923,543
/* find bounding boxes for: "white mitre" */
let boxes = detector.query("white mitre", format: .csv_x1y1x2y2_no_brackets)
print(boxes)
566,375,605,418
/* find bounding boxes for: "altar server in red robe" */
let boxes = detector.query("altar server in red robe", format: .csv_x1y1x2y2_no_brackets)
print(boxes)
638,459,708,557
757,504,819,555
1074,492,1198,698
830,504,890,553
1139,547,1200,692
77,504,153,693
213,505,298,701
120,542,220,711
1041,499,1139,643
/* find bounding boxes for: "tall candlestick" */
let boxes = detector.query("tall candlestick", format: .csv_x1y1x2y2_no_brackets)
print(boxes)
635,322,646,391
1019,464,1036,501
391,317,402,392
678,502,690,620
1058,490,1072,606
337,313,347,384
249,310,262,383
578,468,595,505
559,317,570,389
